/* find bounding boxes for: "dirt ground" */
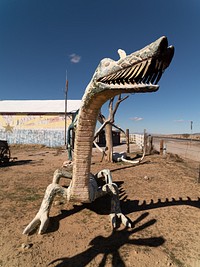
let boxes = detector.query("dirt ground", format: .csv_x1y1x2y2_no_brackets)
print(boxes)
0,144,200,267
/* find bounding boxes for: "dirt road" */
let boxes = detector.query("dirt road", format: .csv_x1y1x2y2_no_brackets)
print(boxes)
153,137,200,162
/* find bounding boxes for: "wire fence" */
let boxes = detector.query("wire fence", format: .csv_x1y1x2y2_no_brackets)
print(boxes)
151,137,200,162
126,134,200,162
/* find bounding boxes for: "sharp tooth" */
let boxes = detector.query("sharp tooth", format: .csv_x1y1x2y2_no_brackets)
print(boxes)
155,71,163,84
128,64,141,80
124,66,137,83
155,59,159,69
139,82,145,85
125,65,138,80
111,72,121,80
99,77,108,82
136,61,149,83
122,67,133,78
158,61,163,70
150,72,159,84
143,59,157,84
108,71,121,80
107,70,128,81
155,60,163,71
142,59,151,78
124,81,130,86
136,61,146,77
112,69,127,80
106,74,115,80
115,80,121,85
105,69,126,81
134,63,144,79
146,73,154,84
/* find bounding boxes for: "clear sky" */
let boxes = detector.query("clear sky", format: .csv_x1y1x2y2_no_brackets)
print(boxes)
0,0,200,134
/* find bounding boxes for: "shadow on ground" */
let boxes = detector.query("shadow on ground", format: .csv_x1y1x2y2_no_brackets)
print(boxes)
0,159,33,167
46,180,200,235
46,193,200,266
48,213,164,267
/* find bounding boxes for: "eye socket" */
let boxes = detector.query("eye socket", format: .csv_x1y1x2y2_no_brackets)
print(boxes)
104,62,110,67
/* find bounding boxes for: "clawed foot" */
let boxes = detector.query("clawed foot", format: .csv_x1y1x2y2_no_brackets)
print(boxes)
23,183,69,235
23,212,49,235
110,212,132,228
96,170,133,229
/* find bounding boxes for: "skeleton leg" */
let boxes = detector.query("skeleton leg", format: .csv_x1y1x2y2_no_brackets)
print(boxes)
95,170,132,228
23,183,69,235
23,166,72,235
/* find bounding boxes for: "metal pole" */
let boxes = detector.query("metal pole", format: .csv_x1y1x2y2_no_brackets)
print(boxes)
64,70,68,146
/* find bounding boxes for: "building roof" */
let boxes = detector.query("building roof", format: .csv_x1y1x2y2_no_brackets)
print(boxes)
0,100,81,115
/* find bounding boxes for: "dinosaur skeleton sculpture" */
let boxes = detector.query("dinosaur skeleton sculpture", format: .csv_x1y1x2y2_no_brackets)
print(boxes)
23,36,174,235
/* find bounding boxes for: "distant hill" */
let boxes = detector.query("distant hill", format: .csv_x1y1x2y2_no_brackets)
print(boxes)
153,133,200,140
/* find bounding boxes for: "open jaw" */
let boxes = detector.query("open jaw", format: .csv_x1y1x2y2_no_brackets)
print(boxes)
97,36,174,93
97,57,163,91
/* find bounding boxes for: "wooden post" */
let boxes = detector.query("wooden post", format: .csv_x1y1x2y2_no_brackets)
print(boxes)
143,129,147,153
147,135,153,154
149,135,153,154
126,129,130,153
160,140,164,155
197,164,200,183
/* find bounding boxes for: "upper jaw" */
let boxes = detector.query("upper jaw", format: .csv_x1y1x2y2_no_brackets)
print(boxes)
94,36,174,93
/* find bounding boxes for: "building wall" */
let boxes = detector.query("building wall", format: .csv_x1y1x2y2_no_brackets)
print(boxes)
97,130,121,146
0,114,72,147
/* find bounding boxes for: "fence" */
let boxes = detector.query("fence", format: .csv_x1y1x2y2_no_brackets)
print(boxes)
129,133,144,149
152,136,200,162
128,135,200,162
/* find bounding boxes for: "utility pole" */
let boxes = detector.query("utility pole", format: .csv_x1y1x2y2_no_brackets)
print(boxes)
190,120,193,143
64,70,68,146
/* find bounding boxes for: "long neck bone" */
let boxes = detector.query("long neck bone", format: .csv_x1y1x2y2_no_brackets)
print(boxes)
69,84,123,202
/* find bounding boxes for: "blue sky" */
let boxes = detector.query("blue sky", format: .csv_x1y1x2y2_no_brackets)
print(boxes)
0,0,200,134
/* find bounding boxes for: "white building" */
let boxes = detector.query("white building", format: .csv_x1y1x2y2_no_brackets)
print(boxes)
0,100,81,147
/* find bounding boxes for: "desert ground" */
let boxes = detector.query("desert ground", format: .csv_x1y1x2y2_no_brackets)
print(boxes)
0,144,200,267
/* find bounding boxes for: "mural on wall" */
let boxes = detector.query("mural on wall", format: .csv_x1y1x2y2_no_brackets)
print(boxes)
0,114,72,147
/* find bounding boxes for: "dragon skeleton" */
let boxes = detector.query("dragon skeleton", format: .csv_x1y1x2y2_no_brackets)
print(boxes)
23,36,174,234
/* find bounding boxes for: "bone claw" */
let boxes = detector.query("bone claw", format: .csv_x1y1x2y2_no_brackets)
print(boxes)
110,213,132,228
38,216,49,234
23,213,49,235
118,213,132,228
110,213,117,228
22,216,40,235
